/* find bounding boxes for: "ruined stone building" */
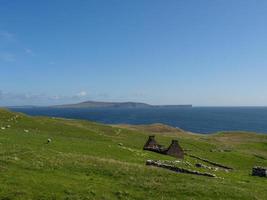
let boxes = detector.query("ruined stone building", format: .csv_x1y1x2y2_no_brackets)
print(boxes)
143,135,184,159
143,135,165,153
165,140,184,159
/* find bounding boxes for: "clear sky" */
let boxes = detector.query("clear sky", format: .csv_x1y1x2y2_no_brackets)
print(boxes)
1,0,267,106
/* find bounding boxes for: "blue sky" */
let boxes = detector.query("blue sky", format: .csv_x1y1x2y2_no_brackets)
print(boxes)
1,0,267,106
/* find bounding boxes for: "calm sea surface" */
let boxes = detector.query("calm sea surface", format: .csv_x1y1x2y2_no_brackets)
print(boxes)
9,107,267,134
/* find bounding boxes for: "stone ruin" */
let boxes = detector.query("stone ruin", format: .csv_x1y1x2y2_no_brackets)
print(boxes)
143,135,184,159
252,166,267,177
143,135,165,153
146,160,216,177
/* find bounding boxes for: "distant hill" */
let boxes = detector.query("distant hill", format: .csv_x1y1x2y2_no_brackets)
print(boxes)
52,101,192,109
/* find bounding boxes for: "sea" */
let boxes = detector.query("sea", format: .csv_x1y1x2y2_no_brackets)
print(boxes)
9,107,267,134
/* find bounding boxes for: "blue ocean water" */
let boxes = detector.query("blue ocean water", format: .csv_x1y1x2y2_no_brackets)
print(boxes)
9,107,267,134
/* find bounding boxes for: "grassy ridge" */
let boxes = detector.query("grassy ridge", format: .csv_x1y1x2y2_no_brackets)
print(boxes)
0,108,267,199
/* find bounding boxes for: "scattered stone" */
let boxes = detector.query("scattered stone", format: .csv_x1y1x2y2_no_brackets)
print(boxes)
118,143,123,146
195,163,217,171
184,161,193,167
252,166,267,177
6,125,11,128
188,154,233,170
210,149,232,153
24,129,29,133
121,146,134,152
146,160,216,177
158,160,193,167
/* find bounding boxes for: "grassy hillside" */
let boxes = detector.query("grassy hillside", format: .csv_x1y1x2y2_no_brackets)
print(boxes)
0,108,267,199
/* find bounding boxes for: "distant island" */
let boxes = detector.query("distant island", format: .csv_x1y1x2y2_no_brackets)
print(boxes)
52,101,193,109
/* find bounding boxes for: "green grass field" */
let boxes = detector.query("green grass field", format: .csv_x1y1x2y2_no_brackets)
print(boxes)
0,108,267,200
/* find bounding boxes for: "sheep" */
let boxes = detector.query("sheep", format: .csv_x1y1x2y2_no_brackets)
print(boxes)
47,138,52,144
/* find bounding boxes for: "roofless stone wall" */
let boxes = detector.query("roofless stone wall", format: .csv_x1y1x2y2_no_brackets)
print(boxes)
252,166,267,177
143,136,184,159
146,160,216,177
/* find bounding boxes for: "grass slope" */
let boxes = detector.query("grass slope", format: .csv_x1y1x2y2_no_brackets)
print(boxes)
0,108,267,199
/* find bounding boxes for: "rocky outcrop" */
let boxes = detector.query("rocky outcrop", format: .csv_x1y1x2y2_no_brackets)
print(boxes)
252,166,267,177
146,160,216,177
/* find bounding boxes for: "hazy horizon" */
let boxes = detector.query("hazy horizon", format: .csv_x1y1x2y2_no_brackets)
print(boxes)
3,100,267,108
1,0,267,107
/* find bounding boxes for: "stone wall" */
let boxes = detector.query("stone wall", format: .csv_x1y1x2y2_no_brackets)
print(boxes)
146,160,216,178
252,166,267,177
188,154,233,170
